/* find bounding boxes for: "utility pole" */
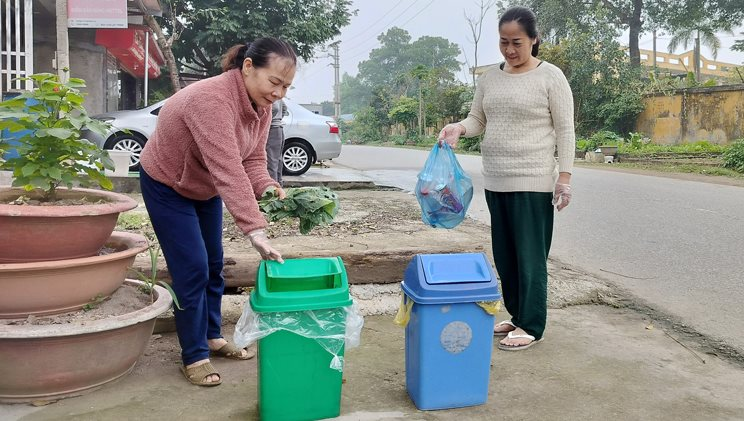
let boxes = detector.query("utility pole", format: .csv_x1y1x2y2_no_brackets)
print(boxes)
55,0,70,82
652,29,657,77
329,41,340,119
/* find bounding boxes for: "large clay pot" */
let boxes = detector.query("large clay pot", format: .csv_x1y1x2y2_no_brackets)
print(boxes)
0,187,138,263
0,231,148,319
0,279,172,403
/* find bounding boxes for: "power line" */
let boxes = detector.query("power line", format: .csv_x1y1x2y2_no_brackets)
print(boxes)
297,0,439,99
342,0,406,40
341,0,423,54
343,0,437,63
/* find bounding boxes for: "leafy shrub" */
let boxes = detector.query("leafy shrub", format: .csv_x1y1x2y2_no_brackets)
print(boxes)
722,139,744,173
583,131,623,152
618,140,727,155
576,138,590,152
458,134,482,152
625,132,651,150
389,135,407,145
343,107,385,143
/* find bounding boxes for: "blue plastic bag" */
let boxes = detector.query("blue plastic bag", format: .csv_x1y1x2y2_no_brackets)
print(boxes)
415,143,473,228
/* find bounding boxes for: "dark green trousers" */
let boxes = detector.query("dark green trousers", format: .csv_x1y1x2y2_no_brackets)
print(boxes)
485,190,554,340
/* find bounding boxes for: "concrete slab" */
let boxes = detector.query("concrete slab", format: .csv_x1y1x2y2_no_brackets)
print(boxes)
5,308,744,421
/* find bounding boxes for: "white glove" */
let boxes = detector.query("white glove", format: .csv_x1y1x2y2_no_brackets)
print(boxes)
552,183,572,211
437,123,465,148
247,229,284,263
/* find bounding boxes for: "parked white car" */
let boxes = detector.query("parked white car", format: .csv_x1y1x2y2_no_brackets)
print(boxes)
83,98,342,175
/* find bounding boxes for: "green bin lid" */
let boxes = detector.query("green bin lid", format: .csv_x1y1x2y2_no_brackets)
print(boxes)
250,257,352,312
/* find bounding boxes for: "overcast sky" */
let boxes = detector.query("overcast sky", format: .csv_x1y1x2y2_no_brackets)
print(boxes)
287,0,744,105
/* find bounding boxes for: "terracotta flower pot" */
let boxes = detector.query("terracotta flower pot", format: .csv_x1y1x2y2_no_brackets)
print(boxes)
0,279,172,403
0,187,138,263
0,231,148,319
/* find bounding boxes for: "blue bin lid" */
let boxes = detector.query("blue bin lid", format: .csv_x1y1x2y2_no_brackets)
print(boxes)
401,253,501,304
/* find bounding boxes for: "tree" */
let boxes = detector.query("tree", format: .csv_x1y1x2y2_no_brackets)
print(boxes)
167,0,354,76
661,1,739,81
667,25,733,81
546,20,645,135
388,96,419,134
512,0,648,67
339,73,371,114
464,0,497,87
516,0,743,72
341,28,464,137
516,0,591,44
356,29,461,95
147,2,235,93
597,0,644,68
733,32,744,53
144,13,182,93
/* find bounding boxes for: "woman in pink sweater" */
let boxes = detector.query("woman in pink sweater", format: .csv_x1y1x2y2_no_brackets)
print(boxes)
139,37,296,386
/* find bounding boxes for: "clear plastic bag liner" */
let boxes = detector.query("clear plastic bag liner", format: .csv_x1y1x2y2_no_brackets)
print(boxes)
415,143,474,229
234,300,364,372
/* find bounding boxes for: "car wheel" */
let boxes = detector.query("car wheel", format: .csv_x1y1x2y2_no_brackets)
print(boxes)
282,140,313,176
104,134,146,171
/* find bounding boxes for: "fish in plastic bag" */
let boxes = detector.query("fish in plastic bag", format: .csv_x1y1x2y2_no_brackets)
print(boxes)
415,143,473,228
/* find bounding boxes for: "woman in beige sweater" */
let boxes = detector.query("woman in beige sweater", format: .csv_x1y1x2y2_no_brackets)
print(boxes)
140,37,296,385
439,6,575,351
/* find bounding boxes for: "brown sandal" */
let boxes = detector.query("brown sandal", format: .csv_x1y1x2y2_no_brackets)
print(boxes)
180,362,222,387
211,342,256,360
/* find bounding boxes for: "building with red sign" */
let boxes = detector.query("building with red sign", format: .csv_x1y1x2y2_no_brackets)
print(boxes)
1,0,164,113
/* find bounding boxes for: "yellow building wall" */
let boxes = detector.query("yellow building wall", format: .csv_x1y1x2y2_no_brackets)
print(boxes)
635,85,744,145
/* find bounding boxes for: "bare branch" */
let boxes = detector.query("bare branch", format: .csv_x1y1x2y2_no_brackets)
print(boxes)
144,14,181,93
464,0,497,87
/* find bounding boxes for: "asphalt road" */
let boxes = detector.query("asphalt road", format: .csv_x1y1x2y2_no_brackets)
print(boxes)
333,145,744,354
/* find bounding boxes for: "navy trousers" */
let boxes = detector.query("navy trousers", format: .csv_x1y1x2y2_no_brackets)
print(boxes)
140,168,225,365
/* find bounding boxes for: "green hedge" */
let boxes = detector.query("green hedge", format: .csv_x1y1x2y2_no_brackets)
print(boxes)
722,139,744,173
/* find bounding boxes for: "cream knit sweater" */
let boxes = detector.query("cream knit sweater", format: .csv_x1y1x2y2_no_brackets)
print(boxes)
459,61,575,192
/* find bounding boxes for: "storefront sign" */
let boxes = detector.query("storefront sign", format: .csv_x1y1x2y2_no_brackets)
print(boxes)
95,26,165,79
68,0,127,28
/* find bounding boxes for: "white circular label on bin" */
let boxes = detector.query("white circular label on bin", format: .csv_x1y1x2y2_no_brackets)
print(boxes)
440,321,472,354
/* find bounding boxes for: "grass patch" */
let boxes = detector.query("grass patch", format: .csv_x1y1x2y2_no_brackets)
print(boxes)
577,161,744,179
116,212,155,240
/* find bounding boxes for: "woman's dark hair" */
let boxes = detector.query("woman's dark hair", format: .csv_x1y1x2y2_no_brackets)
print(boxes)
221,37,297,73
499,6,540,57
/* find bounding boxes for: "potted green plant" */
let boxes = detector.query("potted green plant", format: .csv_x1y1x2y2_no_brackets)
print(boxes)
0,72,137,262
0,75,176,404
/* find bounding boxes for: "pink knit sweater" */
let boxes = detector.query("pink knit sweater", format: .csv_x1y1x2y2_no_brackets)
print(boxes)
140,69,278,234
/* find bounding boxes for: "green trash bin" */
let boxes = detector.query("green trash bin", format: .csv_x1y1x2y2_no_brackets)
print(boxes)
250,257,353,421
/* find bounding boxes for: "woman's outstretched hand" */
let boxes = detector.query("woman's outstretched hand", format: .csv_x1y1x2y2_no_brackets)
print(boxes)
438,123,465,148
247,229,284,263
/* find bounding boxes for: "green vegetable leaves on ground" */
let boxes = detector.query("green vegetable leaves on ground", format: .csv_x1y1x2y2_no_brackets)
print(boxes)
259,187,340,234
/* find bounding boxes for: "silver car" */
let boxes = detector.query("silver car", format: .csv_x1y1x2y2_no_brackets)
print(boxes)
84,98,342,175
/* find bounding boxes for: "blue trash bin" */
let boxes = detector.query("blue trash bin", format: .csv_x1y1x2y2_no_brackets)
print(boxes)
402,252,501,410
1,93,35,160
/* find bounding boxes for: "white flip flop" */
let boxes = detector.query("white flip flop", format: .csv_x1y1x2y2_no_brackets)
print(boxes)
497,331,544,351
493,320,517,337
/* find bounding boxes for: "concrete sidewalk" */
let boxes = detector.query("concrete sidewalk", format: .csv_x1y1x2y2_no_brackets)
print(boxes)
5,309,744,421
3,165,744,420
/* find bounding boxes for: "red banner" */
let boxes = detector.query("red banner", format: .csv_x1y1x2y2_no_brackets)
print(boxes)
95,26,165,79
